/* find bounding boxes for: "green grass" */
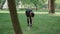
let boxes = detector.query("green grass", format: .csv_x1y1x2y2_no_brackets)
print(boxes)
0,13,14,34
0,13,60,34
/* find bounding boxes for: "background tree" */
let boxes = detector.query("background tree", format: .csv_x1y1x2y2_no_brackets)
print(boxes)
0,0,6,9
15,0,20,7
48,0,55,14
21,0,46,10
0,0,1,9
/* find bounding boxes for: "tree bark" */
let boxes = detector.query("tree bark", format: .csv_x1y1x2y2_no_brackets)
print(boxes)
8,0,22,34
48,0,55,14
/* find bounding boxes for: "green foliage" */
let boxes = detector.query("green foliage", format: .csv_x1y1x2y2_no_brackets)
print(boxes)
15,0,20,6
21,0,32,5
0,0,5,4
0,0,1,3
21,0,47,8
1,0,5,3
0,0,6,9
0,0,20,7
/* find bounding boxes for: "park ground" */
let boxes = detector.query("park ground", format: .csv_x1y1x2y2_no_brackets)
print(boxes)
0,10,60,34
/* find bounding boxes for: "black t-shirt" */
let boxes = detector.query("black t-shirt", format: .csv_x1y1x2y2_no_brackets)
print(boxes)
25,9,34,17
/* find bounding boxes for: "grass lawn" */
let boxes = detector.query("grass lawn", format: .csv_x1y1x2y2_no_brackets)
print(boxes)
0,12,60,34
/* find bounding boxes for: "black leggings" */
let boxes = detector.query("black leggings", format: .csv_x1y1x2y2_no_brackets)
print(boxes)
27,17,32,26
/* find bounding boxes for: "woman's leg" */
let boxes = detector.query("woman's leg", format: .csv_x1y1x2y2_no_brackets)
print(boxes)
27,17,29,26
30,17,32,27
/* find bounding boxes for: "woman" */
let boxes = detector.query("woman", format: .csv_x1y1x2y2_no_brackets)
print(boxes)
25,9,35,27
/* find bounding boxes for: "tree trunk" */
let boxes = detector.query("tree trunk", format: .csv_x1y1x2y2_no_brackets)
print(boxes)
34,3,38,10
8,0,22,34
48,0,55,14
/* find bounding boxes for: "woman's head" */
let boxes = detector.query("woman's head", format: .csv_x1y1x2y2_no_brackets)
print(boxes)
30,12,35,17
